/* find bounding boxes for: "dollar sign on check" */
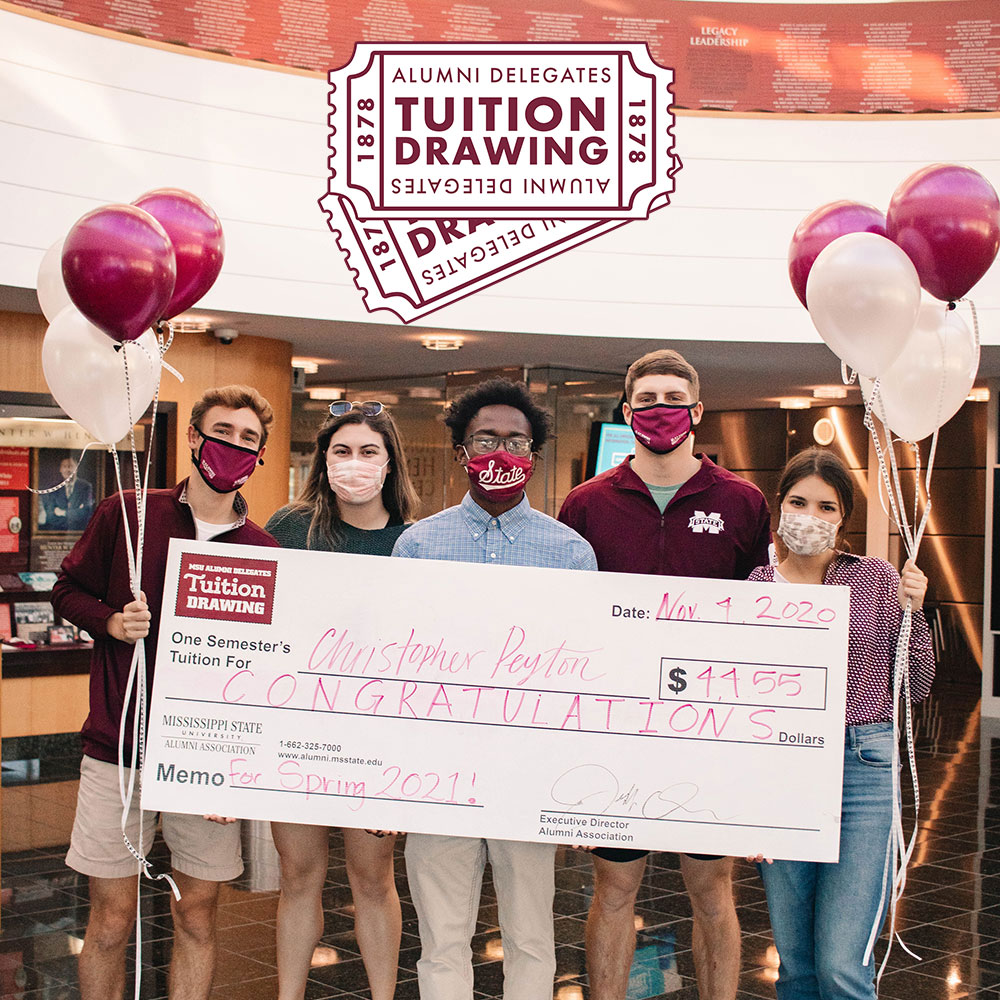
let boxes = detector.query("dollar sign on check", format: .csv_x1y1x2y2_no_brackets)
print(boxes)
667,666,687,694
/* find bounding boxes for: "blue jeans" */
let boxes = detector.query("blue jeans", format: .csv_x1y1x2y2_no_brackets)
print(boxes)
760,723,895,1000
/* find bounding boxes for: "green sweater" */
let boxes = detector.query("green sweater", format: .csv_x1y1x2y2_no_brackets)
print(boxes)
265,505,409,556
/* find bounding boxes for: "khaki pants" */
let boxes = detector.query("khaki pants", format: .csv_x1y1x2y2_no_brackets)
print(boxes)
405,833,556,1000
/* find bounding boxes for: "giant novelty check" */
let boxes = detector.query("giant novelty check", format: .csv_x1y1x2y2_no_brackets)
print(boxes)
142,539,850,861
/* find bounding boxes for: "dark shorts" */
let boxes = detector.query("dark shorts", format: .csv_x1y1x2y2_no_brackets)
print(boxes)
592,847,724,863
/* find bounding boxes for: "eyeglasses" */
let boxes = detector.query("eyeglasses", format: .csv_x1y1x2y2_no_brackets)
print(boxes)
329,400,384,418
464,434,534,457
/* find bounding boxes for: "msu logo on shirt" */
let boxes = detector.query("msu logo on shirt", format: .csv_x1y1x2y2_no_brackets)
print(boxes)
688,511,725,534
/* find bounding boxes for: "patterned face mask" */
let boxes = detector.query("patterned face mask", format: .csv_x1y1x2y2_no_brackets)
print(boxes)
777,510,840,556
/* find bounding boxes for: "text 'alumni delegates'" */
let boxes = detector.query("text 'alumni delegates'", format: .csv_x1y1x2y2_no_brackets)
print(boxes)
52,385,279,1000
266,400,419,1000
393,377,597,1000
558,349,772,1000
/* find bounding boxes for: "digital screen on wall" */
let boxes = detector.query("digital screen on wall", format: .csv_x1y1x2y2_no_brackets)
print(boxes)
587,422,636,479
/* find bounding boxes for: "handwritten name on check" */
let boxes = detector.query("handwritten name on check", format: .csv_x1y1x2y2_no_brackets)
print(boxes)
143,539,849,862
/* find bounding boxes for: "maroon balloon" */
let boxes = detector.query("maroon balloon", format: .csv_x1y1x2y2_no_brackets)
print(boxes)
887,163,1000,302
788,201,887,308
133,188,225,319
62,205,176,344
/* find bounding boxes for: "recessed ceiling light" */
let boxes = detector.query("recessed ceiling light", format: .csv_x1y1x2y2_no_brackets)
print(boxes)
308,387,343,400
968,387,990,402
421,336,464,351
292,358,321,374
169,317,210,334
813,417,837,446
410,387,442,399
812,387,848,399
779,397,812,410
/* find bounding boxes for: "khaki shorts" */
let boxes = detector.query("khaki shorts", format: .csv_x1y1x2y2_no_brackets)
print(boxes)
65,755,243,881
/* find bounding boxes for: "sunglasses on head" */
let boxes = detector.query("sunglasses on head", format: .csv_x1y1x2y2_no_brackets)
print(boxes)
328,400,384,418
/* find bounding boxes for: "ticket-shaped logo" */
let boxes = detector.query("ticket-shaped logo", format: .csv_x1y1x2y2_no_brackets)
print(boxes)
323,42,678,221
323,195,672,324
175,553,278,625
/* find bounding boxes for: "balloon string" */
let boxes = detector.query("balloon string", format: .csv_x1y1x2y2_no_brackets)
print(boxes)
861,382,927,977
957,298,981,380
113,348,179,1000
27,440,104,496
841,361,858,386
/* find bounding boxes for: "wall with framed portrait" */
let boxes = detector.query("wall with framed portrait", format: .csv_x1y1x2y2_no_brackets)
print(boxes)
32,448,103,536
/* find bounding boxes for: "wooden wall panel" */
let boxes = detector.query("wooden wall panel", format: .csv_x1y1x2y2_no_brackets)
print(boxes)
0,310,293,524
0,675,89,737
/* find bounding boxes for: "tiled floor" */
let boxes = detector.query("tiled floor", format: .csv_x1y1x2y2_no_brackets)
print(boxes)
2,682,997,999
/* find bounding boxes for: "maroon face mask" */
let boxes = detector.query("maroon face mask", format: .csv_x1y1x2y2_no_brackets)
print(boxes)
628,403,697,455
192,432,262,494
465,451,533,501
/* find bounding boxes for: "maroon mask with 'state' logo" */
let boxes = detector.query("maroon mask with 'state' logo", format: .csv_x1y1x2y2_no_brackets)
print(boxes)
629,403,697,455
465,451,532,501
192,431,262,494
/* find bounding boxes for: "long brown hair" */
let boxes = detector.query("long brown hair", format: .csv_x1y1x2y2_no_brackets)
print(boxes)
289,409,419,548
777,447,855,543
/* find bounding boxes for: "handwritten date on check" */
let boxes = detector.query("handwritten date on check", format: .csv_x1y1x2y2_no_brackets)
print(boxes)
143,540,849,862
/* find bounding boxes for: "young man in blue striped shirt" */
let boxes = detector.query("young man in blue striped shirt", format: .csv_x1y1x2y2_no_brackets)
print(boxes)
393,377,596,1000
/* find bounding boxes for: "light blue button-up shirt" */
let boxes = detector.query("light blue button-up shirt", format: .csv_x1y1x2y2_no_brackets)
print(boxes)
392,492,597,570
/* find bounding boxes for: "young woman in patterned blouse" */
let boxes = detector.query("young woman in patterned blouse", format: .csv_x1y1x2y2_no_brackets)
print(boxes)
748,447,935,1000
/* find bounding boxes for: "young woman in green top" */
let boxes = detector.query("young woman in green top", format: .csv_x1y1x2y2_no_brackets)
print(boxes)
266,402,419,1000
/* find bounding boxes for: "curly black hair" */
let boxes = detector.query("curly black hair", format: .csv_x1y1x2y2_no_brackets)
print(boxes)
444,377,552,451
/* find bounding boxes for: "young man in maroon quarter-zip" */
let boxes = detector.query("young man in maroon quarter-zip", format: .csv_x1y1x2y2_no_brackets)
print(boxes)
558,349,771,1000
53,385,279,1000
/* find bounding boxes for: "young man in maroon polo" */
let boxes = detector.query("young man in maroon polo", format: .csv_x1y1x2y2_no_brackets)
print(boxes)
53,385,279,1000
558,349,771,1000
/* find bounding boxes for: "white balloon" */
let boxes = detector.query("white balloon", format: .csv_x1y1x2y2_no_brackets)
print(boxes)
860,300,977,441
42,306,162,444
36,239,73,322
806,232,922,377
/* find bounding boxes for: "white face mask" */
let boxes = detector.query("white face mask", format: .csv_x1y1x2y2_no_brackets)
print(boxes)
327,458,388,505
777,510,840,557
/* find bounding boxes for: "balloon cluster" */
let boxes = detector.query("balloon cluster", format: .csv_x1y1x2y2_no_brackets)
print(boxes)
790,163,999,442
37,189,225,443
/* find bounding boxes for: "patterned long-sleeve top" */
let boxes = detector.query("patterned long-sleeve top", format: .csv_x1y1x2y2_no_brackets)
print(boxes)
748,552,935,726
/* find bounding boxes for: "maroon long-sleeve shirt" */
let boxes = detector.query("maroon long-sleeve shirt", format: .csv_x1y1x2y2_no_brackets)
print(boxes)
52,480,277,765
558,455,772,581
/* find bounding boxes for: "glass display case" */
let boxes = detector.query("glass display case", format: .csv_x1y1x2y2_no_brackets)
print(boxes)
0,391,172,676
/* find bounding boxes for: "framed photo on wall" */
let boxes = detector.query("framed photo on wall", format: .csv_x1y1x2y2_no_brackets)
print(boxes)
32,449,103,535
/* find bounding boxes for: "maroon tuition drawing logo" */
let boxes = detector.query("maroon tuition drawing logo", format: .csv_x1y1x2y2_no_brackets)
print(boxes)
175,553,278,625
319,42,680,323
